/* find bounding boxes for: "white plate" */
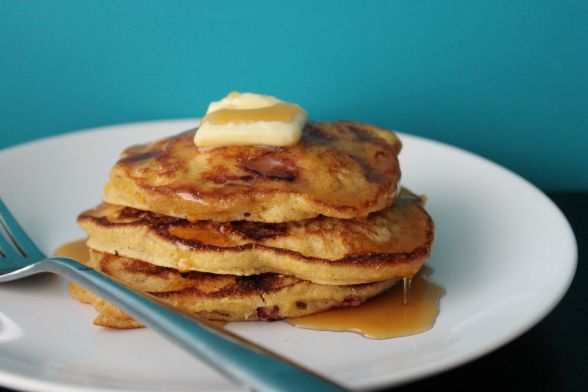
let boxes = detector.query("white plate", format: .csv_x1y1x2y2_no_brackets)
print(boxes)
0,120,577,392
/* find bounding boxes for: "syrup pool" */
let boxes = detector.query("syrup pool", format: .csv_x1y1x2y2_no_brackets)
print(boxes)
287,267,444,339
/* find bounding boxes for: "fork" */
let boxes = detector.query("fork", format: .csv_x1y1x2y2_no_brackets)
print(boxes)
0,198,346,392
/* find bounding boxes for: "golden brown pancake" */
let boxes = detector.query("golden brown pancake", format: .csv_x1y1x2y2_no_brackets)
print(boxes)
69,250,398,328
78,189,433,285
103,121,402,223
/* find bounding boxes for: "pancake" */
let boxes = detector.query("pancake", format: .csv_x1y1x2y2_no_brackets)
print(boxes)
69,249,398,328
78,188,433,285
103,121,402,223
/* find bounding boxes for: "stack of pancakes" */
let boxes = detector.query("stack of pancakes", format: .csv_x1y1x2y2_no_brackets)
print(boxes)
72,121,434,328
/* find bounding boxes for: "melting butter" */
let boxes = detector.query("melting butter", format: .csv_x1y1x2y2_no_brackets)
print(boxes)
195,92,307,148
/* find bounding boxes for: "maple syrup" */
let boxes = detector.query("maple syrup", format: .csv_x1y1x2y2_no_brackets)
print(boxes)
287,267,444,339
54,240,443,338
53,238,89,262
203,102,303,125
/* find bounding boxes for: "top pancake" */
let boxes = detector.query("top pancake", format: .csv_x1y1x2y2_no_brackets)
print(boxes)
103,121,402,223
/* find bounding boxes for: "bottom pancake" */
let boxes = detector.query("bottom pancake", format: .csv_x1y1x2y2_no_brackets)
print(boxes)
70,249,398,328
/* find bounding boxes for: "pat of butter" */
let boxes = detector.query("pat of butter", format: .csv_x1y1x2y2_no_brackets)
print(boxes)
195,92,307,148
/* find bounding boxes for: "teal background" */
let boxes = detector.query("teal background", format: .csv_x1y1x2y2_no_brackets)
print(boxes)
0,1,586,190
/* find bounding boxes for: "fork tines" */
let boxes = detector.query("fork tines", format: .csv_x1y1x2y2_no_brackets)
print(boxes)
0,198,44,260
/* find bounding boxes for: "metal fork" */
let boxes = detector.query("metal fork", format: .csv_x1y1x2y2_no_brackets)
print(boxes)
0,198,346,392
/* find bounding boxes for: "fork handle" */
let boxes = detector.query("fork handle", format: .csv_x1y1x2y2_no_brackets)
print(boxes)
28,257,347,392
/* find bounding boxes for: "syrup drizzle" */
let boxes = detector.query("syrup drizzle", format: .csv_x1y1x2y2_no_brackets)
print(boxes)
402,276,412,305
287,267,444,339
